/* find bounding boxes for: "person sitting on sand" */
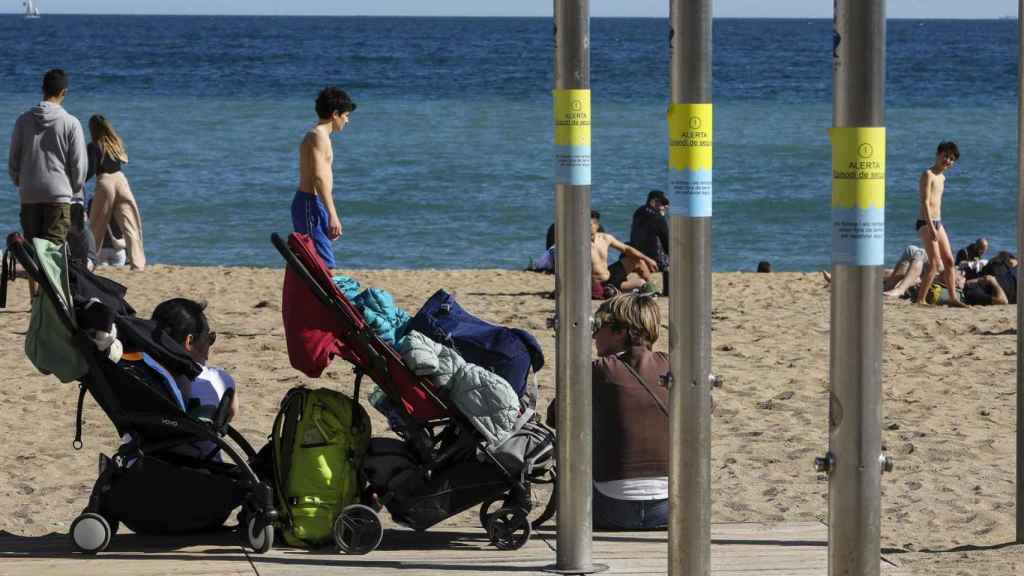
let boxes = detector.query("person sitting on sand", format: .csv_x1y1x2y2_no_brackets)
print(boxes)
963,274,1010,306
971,251,1018,305
883,245,928,298
629,190,670,295
914,141,966,307
823,245,931,300
956,238,989,280
956,237,988,266
152,298,238,457
546,293,670,530
590,211,659,294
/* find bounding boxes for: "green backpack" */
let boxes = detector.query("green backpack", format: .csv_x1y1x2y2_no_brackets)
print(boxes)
271,386,371,548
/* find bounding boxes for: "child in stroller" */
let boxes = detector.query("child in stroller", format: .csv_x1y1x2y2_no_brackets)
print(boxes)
2,233,277,554
274,232,556,553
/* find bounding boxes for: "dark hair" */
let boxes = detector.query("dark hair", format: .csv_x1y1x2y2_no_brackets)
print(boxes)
315,86,357,119
590,210,601,221
42,69,69,99
937,141,960,160
151,298,209,345
647,190,669,206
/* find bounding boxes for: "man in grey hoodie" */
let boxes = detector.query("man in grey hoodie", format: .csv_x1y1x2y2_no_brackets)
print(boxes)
8,69,88,248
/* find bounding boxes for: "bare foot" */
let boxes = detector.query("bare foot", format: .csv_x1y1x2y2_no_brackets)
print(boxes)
948,299,969,308
821,271,831,284
883,289,901,298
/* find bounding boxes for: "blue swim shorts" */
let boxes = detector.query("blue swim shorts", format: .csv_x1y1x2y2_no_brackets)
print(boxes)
291,190,336,268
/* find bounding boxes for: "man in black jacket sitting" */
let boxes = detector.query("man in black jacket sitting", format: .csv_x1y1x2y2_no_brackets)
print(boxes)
629,190,670,296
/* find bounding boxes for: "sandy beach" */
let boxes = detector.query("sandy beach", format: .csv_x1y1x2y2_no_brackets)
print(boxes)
0,265,1021,575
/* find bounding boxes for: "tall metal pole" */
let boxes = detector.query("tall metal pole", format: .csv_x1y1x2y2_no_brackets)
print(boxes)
821,1,887,575
1017,0,1024,546
667,1,712,575
547,1,603,574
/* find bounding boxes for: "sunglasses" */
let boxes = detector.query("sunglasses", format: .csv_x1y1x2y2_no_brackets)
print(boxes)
194,331,217,346
591,314,615,337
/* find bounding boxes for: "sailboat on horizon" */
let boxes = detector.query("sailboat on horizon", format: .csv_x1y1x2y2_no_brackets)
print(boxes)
23,0,41,19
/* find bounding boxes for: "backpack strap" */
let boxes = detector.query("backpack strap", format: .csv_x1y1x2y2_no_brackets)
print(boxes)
271,387,307,527
619,359,669,418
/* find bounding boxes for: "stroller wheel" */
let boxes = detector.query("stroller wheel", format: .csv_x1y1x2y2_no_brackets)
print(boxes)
334,504,383,555
241,510,274,554
487,507,531,551
70,513,112,554
478,497,503,530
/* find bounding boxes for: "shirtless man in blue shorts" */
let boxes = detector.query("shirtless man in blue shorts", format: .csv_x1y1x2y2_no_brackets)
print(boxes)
914,141,967,307
293,86,356,268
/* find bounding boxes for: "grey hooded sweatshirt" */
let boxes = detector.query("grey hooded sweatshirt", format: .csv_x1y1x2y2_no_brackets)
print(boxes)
8,101,87,204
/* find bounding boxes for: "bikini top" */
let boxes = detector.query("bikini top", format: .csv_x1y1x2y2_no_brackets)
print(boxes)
86,142,124,181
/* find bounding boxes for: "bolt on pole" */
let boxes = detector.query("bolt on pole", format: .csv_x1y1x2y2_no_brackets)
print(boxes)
667,1,713,575
826,1,887,575
1017,0,1024,546
547,1,605,574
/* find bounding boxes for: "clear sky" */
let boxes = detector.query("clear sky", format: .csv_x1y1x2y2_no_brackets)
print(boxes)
7,0,1021,19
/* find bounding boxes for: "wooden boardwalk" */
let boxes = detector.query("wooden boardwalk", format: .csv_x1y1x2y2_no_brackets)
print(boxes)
0,521,903,575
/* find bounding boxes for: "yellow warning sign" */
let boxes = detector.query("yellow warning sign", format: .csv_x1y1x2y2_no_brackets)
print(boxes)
668,103,712,172
553,89,591,147
830,127,885,210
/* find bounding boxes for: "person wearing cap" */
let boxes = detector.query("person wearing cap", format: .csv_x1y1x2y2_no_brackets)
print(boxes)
628,190,670,296
293,86,357,269
8,68,88,295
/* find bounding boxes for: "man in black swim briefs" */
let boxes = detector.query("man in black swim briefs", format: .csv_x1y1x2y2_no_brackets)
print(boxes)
914,141,967,307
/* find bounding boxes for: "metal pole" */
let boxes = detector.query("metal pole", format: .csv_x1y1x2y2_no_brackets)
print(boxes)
1017,0,1024,546
667,1,712,575
821,2,887,575
546,1,604,574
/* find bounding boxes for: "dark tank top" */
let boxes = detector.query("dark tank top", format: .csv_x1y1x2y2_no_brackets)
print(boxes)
86,142,124,181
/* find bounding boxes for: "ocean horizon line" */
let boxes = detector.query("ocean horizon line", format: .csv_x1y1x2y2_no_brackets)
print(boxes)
0,13,1017,21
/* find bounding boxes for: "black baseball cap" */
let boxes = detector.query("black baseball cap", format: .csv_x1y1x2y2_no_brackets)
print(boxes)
647,190,669,206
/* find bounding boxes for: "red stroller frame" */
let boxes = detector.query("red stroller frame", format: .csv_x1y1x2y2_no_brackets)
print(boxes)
272,233,555,553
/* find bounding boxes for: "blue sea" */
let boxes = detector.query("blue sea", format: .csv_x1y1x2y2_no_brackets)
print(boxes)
0,16,1018,270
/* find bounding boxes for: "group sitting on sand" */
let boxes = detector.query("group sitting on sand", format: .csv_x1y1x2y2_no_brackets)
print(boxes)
532,190,671,300
823,141,1017,307
824,239,1016,307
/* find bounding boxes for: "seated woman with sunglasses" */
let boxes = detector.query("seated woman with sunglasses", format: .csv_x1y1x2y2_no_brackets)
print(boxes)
152,298,238,445
546,293,670,530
